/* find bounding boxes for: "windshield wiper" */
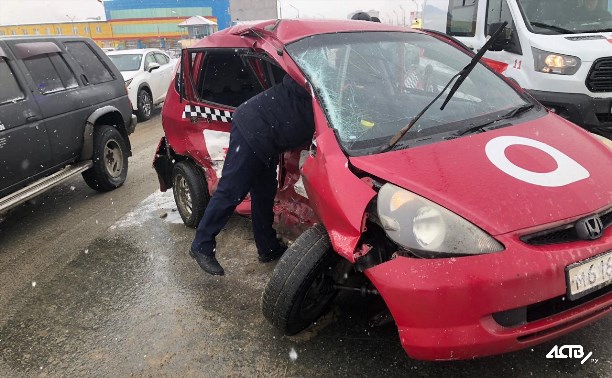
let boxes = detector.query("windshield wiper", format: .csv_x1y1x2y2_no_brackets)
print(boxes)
380,22,509,153
530,22,576,34
454,104,535,136
439,22,508,111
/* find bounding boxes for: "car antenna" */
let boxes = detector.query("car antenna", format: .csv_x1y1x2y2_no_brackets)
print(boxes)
439,21,508,110
381,22,508,153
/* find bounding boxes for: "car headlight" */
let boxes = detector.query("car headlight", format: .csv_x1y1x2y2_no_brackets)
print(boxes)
125,78,133,87
591,133,612,150
532,48,581,75
377,183,504,257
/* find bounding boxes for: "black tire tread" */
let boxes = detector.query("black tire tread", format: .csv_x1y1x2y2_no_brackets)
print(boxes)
172,161,209,228
82,125,128,192
136,89,152,122
262,224,334,335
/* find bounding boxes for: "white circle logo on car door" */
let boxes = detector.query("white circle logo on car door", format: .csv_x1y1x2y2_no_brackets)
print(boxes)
485,136,590,187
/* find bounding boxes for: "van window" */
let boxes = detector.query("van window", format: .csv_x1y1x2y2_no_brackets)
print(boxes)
448,0,480,36
23,53,78,94
0,59,24,104
64,41,113,84
487,0,522,54
197,52,264,108
487,0,513,31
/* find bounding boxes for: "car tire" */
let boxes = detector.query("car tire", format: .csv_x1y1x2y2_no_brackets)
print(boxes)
136,88,152,121
83,125,129,192
172,161,209,228
262,224,339,335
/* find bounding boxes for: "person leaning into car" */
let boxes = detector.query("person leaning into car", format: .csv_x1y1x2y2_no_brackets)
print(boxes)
189,74,315,276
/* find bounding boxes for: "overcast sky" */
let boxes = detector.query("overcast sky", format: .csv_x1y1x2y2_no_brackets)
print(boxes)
0,0,423,26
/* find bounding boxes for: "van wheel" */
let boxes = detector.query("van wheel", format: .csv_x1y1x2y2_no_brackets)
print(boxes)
172,161,209,228
83,125,128,192
137,89,152,121
262,224,339,335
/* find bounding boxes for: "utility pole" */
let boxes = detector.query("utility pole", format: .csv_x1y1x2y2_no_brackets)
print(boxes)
66,14,76,35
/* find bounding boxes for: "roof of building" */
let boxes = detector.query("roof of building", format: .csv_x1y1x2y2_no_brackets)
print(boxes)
178,16,218,27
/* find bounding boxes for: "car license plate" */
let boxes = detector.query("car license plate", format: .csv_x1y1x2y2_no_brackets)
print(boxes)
566,250,612,300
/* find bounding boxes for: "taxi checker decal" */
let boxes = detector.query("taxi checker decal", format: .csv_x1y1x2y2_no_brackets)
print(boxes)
182,105,233,123
485,136,590,187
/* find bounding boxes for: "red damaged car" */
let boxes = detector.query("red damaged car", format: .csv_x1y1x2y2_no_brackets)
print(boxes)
153,19,612,360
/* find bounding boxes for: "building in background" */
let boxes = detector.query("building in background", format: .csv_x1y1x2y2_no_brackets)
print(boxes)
103,0,229,49
0,20,113,43
230,0,277,23
0,0,231,49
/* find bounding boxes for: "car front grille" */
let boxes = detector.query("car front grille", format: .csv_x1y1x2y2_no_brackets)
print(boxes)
521,207,612,246
586,57,612,92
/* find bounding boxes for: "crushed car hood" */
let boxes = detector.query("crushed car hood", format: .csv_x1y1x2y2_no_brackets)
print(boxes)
350,114,612,235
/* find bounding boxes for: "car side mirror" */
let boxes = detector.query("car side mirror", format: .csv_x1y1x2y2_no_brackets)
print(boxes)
487,22,513,51
147,62,160,72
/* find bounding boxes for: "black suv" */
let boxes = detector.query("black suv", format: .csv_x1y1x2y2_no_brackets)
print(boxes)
0,37,136,217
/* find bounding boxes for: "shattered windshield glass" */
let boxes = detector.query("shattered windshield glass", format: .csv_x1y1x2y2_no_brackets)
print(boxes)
518,0,612,34
287,32,529,155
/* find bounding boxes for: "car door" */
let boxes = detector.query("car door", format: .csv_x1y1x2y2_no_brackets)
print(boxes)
0,43,52,197
181,47,268,214
8,40,90,166
154,52,174,102
144,52,164,103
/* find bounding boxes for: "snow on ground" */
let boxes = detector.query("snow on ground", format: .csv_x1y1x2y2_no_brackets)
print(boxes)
110,190,184,229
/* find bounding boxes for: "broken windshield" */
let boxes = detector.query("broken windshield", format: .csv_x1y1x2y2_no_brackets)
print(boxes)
286,32,530,155
518,0,612,34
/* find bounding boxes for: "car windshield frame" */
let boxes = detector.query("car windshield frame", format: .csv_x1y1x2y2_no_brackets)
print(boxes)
108,53,143,72
286,31,535,156
517,0,612,34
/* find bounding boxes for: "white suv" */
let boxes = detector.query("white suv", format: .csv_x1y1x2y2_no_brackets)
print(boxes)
107,49,176,121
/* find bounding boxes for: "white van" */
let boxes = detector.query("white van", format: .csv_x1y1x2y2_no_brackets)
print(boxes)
422,0,612,139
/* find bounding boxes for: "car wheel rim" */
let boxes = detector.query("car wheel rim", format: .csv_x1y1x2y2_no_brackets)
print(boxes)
140,92,151,117
104,139,123,178
299,261,336,320
174,174,192,217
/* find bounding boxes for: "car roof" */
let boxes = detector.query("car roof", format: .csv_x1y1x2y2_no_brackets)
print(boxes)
0,36,91,42
191,19,420,49
107,48,165,55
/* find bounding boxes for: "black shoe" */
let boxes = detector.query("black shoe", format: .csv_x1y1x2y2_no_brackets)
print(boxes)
189,248,225,276
258,246,287,263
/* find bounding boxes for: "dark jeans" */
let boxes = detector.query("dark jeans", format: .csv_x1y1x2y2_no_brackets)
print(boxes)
191,127,282,257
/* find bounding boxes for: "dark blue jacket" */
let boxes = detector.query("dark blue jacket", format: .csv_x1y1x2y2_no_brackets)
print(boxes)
233,75,314,164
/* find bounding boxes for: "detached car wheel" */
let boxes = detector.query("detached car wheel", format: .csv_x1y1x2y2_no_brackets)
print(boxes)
83,125,128,192
136,89,152,121
262,224,339,335
172,161,209,228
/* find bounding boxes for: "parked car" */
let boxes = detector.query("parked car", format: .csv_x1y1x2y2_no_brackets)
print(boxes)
153,20,612,361
107,49,176,121
0,36,136,218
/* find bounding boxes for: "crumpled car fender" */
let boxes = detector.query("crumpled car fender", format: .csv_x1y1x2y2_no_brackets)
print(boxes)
301,107,376,262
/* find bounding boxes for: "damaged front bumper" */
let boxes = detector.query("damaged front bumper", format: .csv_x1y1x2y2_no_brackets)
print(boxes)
364,232,612,361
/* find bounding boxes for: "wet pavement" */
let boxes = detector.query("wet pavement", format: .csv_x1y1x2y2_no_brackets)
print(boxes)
0,114,610,377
